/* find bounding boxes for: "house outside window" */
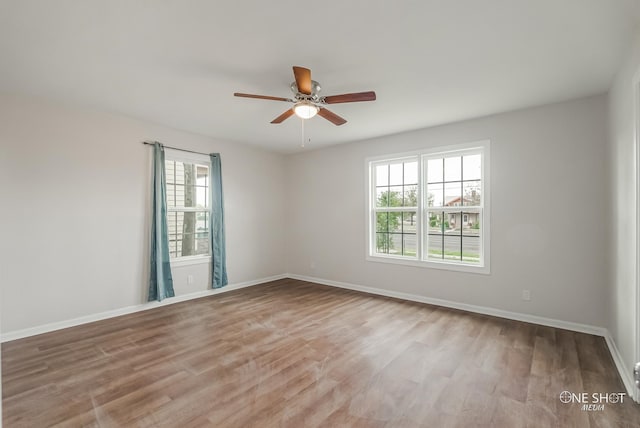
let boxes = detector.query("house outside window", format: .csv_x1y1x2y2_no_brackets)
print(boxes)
165,149,211,265
367,141,490,274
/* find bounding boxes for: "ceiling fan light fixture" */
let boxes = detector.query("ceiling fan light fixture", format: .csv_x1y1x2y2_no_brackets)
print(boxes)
293,101,319,119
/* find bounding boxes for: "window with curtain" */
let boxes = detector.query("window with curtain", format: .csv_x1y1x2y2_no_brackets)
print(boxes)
164,150,211,263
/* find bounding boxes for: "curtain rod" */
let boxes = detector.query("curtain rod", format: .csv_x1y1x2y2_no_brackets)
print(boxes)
142,141,216,157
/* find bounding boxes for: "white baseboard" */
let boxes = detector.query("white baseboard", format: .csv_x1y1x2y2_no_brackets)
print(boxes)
604,331,638,401
287,273,607,336
0,274,287,343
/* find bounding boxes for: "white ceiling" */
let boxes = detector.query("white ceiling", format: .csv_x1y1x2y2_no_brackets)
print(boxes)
0,1,638,153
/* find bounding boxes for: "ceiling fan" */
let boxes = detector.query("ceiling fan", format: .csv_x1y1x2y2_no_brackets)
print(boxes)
234,66,376,126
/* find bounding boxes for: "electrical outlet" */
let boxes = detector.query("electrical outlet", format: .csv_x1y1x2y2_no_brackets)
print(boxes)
187,275,194,285
310,261,316,270
522,290,531,301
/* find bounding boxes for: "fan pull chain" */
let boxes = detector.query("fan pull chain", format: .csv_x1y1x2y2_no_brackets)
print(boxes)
300,118,311,148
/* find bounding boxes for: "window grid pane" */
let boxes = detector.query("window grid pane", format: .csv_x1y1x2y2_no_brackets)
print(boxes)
167,209,210,259
165,160,210,209
425,210,481,264
373,159,418,259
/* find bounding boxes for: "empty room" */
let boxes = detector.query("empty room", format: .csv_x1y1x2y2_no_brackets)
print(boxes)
2,1,640,427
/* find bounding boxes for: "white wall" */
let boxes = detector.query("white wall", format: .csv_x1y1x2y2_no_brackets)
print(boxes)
0,92,286,334
286,95,609,327
608,30,640,387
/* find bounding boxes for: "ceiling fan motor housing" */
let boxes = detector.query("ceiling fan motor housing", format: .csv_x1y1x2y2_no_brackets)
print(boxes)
291,80,322,101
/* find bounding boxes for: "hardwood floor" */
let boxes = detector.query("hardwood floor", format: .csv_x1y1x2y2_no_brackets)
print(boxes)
2,278,639,427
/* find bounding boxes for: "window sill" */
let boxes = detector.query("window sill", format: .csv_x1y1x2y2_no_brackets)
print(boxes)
366,254,490,275
170,256,211,268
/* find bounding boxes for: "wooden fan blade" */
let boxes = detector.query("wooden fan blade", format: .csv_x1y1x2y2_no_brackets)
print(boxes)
323,91,376,104
234,93,291,102
317,108,347,126
271,109,295,124
293,66,312,95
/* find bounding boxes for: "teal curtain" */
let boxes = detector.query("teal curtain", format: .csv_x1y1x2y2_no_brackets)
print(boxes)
149,143,175,301
210,153,228,288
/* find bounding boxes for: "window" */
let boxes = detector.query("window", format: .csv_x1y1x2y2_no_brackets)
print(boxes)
373,159,419,258
165,151,211,263
367,141,490,273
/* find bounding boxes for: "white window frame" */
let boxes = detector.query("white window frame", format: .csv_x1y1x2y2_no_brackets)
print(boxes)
366,140,490,274
164,148,212,267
